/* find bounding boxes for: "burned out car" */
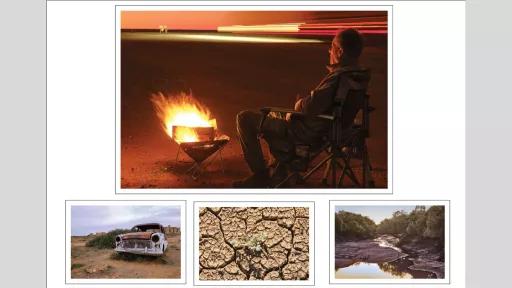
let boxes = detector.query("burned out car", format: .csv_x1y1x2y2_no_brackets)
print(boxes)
114,223,168,256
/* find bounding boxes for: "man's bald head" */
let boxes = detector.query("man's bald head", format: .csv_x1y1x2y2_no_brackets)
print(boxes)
332,28,364,59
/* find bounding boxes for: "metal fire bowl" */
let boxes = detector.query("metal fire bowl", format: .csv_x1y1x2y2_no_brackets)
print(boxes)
179,137,229,163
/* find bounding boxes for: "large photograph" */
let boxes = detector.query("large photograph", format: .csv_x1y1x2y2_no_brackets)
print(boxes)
117,8,390,189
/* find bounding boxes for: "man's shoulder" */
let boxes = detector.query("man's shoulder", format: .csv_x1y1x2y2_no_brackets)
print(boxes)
322,66,368,83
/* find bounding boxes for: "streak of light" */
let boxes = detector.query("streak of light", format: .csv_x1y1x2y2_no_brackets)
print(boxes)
248,29,388,36
121,32,324,43
218,23,303,33
302,21,388,27
217,20,388,36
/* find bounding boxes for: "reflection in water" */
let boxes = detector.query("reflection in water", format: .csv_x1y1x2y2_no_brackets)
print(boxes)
335,259,436,279
336,262,413,279
379,261,412,277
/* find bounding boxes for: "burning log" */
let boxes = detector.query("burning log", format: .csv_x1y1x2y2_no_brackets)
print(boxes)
171,125,215,143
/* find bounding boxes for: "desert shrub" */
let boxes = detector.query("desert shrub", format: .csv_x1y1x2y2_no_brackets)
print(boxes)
334,211,377,240
71,263,84,270
86,229,131,249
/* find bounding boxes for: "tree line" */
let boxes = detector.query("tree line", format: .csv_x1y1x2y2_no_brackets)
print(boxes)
334,206,445,244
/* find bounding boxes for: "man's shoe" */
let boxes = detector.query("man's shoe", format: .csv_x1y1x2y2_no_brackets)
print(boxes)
233,172,271,188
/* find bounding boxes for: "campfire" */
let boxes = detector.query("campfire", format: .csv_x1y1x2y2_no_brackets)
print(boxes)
151,92,229,178
151,92,217,144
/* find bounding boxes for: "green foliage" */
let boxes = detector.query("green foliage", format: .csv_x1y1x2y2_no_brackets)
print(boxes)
376,206,445,244
423,206,445,239
335,206,445,245
86,229,131,249
334,211,377,240
71,263,84,270
406,206,427,237
377,210,409,236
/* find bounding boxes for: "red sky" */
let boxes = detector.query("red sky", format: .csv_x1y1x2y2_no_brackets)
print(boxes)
121,11,387,30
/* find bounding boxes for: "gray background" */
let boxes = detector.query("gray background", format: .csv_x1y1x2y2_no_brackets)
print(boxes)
1,0,511,287
0,0,46,286
467,0,512,287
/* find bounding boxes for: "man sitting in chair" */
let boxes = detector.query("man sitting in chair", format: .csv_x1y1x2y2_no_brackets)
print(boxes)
233,28,368,188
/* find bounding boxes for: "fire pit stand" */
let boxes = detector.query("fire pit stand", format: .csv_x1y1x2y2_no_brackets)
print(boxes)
173,137,230,180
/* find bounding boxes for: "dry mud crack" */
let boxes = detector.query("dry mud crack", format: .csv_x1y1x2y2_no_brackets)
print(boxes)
199,207,309,280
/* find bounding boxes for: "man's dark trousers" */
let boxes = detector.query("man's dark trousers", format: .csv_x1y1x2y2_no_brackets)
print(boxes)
236,110,293,174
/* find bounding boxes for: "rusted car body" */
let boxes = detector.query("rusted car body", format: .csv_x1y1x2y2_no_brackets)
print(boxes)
114,223,168,256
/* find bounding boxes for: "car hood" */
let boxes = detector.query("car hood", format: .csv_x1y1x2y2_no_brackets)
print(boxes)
120,231,153,240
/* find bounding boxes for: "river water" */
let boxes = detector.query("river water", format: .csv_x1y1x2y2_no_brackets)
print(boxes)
335,235,437,279
335,258,435,279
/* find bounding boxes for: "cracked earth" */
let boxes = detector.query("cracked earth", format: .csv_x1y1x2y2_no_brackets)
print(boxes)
199,207,310,280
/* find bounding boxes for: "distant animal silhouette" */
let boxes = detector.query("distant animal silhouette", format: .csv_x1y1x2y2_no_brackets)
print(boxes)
159,25,168,33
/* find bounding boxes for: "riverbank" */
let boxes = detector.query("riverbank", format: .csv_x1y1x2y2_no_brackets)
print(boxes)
334,235,444,279
401,238,445,279
335,235,406,268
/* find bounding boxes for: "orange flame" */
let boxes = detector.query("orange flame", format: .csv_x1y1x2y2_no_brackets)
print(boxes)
151,92,217,143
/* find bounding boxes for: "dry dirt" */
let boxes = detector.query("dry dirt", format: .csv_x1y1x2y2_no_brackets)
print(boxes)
120,36,388,188
199,207,309,280
71,234,181,279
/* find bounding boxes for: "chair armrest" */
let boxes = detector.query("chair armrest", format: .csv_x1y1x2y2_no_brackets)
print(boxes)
260,107,334,120
260,107,302,115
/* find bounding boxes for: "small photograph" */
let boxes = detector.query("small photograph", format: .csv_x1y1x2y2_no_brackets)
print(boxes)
197,205,312,284
66,202,184,284
332,203,448,283
117,8,391,190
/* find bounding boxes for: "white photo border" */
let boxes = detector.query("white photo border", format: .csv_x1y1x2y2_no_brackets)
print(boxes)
114,1,394,194
329,200,451,285
65,200,187,285
193,201,315,286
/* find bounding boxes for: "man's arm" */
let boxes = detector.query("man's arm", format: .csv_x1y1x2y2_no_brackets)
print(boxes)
295,72,340,115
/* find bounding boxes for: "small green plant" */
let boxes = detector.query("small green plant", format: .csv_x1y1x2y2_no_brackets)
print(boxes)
232,233,269,256
71,263,84,270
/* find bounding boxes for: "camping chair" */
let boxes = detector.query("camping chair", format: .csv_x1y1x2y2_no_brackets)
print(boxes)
259,68,375,188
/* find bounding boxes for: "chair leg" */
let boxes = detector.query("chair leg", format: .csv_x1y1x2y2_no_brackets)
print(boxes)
331,158,337,188
336,160,345,188
362,149,375,188
362,148,368,187
337,157,350,188
274,172,297,188
321,160,331,186
337,157,360,188
303,153,332,182
345,165,361,187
